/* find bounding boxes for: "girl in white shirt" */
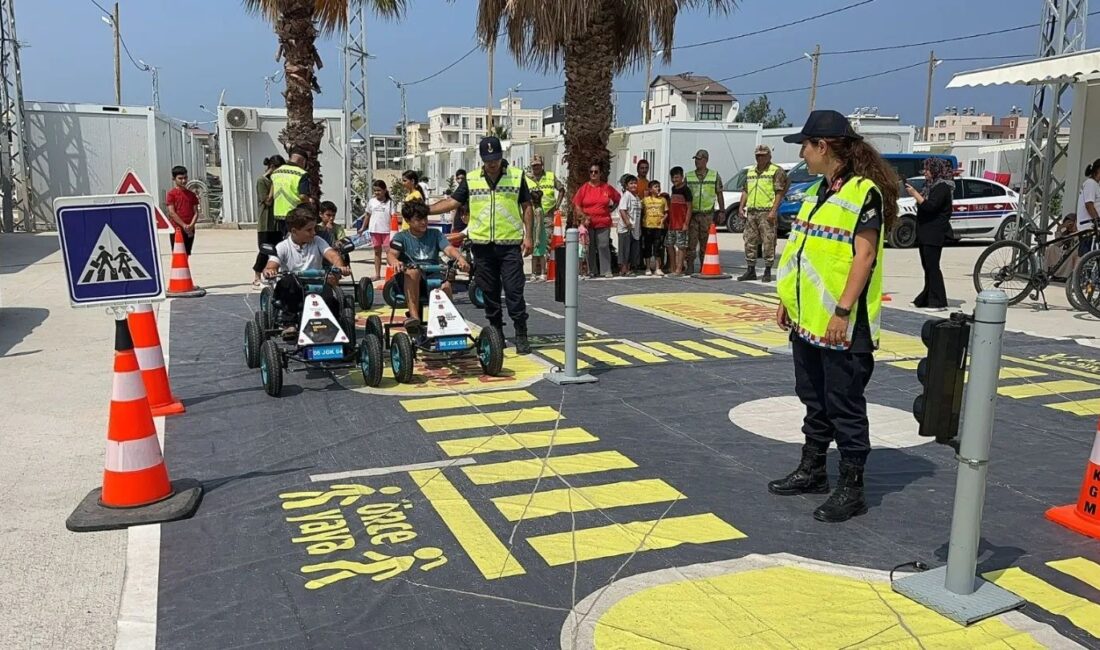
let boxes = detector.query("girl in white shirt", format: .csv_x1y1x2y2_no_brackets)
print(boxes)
361,179,395,280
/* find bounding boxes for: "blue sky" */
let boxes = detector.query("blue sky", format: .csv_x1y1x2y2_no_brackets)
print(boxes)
17,0,1093,131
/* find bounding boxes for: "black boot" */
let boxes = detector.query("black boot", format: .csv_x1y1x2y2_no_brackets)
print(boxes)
762,266,773,283
768,445,829,495
737,267,758,281
813,461,868,523
514,325,531,355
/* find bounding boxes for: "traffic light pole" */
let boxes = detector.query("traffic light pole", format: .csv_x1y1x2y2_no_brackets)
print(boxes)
894,290,1023,625
546,228,597,386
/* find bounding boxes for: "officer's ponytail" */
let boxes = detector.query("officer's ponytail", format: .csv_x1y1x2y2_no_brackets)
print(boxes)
825,137,900,231
1086,159,1100,178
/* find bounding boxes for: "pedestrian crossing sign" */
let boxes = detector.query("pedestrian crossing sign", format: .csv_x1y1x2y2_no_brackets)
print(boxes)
56,194,164,308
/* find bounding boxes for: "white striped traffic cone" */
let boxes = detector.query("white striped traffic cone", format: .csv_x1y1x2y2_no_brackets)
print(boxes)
166,229,205,298
693,223,731,279
127,303,184,416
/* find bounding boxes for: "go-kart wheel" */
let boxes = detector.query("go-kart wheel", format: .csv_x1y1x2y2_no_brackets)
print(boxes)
358,334,384,387
470,284,486,310
341,306,357,350
254,309,272,338
478,326,505,376
365,314,384,341
244,320,262,369
357,277,374,310
342,293,355,313
382,278,404,309
259,285,273,312
259,339,283,397
390,332,415,383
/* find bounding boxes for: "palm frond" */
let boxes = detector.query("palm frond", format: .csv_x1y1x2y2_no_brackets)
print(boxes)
243,0,407,34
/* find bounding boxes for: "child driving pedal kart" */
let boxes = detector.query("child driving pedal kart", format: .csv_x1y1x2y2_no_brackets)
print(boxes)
387,201,470,335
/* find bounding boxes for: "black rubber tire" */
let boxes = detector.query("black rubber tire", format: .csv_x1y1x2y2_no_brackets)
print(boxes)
725,206,744,234
889,215,918,249
254,309,272,338
260,339,283,397
1073,249,1100,318
341,306,357,350
365,314,384,341
357,277,374,310
470,284,486,310
390,332,415,383
1066,269,1084,311
261,286,278,327
477,326,505,377
244,320,261,369
382,278,404,309
972,239,1035,305
995,215,1021,242
358,335,384,387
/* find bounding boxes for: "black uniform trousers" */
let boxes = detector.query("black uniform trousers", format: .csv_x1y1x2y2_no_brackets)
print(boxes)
471,243,528,330
792,335,875,465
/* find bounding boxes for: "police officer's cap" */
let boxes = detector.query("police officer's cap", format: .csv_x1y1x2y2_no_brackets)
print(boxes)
479,136,504,162
782,110,862,144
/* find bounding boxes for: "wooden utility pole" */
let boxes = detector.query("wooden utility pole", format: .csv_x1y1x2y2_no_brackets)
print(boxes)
807,44,820,113
486,42,495,135
924,50,937,141
643,50,652,124
113,2,121,105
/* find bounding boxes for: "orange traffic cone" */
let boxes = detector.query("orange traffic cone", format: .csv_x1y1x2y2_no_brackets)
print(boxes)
1045,418,1100,539
165,229,206,297
66,319,202,532
546,210,564,280
128,303,184,417
385,213,400,282
692,223,731,279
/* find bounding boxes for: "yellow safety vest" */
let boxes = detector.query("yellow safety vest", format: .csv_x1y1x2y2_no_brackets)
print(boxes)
686,169,719,213
467,166,525,244
525,171,558,214
746,163,781,210
271,164,306,219
776,175,884,350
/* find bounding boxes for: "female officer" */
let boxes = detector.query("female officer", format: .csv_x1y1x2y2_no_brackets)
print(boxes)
770,110,898,523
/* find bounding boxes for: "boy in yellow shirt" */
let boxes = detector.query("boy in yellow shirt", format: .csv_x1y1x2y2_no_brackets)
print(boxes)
641,181,668,276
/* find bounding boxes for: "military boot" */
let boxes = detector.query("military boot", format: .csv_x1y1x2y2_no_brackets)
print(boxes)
762,266,773,283
768,445,829,495
737,266,758,281
514,324,532,355
813,461,868,523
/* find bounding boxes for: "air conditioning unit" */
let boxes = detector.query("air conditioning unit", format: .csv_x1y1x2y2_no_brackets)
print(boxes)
225,107,259,131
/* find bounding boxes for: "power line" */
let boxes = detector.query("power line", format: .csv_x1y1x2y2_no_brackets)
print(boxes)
87,0,150,72
671,0,879,51
403,30,506,87
736,60,927,96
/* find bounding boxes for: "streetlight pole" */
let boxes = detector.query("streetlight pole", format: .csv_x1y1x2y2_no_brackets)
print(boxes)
487,42,495,135
924,50,941,141
644,50,652,124
388,76,408,159
111,4,121,104
507,83,521,139
806,44,820,113
695,85,710,121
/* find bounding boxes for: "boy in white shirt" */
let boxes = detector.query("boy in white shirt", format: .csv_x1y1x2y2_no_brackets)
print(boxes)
616,174,642,276
263,206,350,328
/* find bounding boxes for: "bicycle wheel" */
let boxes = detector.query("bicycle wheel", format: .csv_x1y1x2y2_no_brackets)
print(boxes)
1065,269,1083,311
1073,249,1100,318
972,240,1035,305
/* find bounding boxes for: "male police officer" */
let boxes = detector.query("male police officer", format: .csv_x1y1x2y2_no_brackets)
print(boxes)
739,145,788,282
270,148,312,236
685,149,724,274
429,137,535,354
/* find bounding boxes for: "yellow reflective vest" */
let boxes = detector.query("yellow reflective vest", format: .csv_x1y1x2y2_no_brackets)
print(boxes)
746,163,781,210
686,169,719,213
525,170,558,214
467,166,525,244
271,164,307,219
776,175,884,350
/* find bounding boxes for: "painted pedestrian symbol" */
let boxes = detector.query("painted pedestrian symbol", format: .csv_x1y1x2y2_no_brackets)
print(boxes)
77,224,151,285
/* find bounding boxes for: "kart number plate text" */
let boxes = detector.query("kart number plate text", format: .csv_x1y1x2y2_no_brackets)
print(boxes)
436,336,468,351
309,344,344,360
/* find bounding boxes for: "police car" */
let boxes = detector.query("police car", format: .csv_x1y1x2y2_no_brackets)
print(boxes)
892,176,1020,248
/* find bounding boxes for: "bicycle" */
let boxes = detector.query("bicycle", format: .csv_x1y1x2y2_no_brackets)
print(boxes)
972,222,1098,309
1074,234,1100,317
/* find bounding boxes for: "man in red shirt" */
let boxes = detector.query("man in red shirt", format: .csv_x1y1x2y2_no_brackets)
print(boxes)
166,165,201,255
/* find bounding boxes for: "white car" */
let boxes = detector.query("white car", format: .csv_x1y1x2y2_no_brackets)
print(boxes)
891,176,1020,248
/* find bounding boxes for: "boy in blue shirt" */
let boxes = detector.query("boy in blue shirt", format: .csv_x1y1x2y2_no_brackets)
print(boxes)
387,201,469,332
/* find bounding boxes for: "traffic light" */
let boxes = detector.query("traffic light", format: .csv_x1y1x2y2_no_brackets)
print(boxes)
913,314,970,448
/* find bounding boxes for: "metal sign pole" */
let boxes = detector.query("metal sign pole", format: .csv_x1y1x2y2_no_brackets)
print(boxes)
547,228,597,386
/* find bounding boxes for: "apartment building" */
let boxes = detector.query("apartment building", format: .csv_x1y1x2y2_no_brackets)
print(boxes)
925,108,1029,143
427,97,542,149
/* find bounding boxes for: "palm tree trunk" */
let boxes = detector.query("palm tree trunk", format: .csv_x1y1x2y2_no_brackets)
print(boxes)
562,0,615,225
275,0,325,202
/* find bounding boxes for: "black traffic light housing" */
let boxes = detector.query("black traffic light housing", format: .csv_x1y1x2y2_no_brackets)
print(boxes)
913,313,970,449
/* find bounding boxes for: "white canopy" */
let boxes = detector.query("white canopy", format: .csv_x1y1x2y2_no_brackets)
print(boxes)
947,48,1100,88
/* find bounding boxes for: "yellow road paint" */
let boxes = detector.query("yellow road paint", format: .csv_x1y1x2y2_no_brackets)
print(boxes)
643,341,704,361
436,427,598,457
578,345,630,366
461,450,637,485
417,406,561,433
399,390,537,413
408,469,525,580
491,479,686,521
889,360,920,370
675,340,736,359
606,343,667,364
527,513,745,566
590,564,1048,648
540,348,590,369
999,366,1047,380
1003,355,1100,382
984,566,1100,638
1046,397,1100,416
997,379,1100,399
704,338,769,357
1047,557,1100,592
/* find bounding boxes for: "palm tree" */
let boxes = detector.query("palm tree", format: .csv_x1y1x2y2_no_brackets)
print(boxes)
491,125,511,141
244,0,406,200
477,0,734,200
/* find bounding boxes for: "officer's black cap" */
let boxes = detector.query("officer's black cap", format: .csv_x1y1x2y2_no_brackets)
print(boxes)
479,136,504,162
783,109,862,144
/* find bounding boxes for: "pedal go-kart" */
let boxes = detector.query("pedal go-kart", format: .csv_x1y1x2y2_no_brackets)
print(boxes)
335,232,376,311
244,267,379,397
362,262,504,387
381,232,485,310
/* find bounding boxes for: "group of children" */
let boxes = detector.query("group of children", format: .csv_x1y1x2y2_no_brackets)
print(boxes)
580,166,693,277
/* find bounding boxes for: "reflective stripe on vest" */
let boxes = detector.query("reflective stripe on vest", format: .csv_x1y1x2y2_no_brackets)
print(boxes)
776,176,884,350
686,169,718,213
271,165,306,218
526,170,557,214
467,166,524,244
746,163,780,210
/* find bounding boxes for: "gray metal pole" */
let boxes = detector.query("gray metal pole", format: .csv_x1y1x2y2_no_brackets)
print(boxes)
546,228,597,386
944,289,1009,594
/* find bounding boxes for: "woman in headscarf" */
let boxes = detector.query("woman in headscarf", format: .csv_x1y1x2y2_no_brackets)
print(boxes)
905,157,954,311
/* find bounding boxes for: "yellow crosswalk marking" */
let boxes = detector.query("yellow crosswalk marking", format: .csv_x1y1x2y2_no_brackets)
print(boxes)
606,343,667,364
675,340,736,359
541,348,591,369
1046,397,1100,416
1047,557,1100,592
997,379,1100,399
745,293,780,304
704,338,769,357
578,345,630,366
643,341,704,361
461,450,637,485
436,427,598,457
491,479,686,521
527,513,746,566
984,567,1100,638
417,406,561,433
999,367,1047,380
889,360,920,370
400,390,537,413
409,469,526,579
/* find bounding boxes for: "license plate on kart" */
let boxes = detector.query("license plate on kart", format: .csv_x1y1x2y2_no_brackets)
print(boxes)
307,344,345,360
436,336,469,352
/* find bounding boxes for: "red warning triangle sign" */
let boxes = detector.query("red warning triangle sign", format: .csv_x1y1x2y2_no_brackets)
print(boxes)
116,169,172,231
